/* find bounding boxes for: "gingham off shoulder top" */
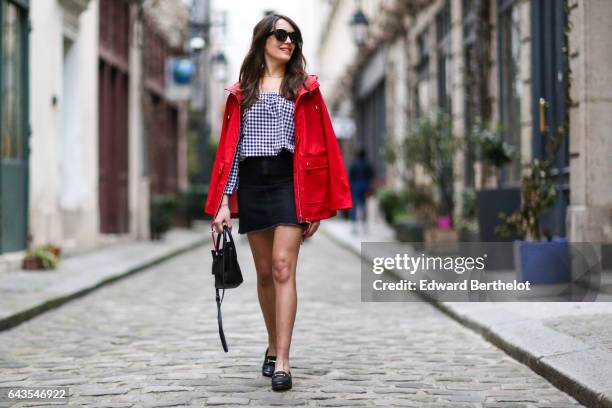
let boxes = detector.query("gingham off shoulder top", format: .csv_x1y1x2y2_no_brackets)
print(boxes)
223,92,296,195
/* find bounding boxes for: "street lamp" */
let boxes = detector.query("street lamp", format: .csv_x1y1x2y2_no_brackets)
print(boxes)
189,36,205,53
349,4,369,47
211,51,227,82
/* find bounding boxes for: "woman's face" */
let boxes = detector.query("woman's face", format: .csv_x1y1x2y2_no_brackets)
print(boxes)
263,18,297,65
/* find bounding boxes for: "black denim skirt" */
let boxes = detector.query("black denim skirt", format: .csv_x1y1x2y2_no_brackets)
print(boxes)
237,148,309,234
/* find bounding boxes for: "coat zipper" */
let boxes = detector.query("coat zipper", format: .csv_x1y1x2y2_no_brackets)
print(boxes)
215,96,242,218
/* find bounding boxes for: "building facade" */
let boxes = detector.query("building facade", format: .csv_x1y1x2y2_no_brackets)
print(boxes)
319,0,612,242
0,0,190,270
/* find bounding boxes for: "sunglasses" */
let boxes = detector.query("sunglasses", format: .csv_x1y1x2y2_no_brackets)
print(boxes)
266,29,302,46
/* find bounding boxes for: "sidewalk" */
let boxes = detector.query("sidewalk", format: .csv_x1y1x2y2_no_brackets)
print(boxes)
0,227,210,332
320,212,612,408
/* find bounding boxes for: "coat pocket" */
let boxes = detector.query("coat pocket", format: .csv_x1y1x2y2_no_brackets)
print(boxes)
303,153,330,204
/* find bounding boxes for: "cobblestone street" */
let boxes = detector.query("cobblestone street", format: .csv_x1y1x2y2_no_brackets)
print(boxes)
0,230,585,407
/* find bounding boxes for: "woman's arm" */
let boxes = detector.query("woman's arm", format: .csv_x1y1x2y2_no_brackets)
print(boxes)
223,140,241,195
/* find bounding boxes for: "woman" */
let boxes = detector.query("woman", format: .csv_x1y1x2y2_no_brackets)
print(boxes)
204,13,352,392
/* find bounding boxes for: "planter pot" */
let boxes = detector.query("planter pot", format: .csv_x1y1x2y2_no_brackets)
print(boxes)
425,228,458,243
437,215,452,230
425,228,459,253
22,258,44,270
514,238,571,284
476,187,521,241
458,228,479,242
393,221,424,242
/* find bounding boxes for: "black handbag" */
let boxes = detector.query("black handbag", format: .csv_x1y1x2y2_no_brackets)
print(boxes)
211,225,243,352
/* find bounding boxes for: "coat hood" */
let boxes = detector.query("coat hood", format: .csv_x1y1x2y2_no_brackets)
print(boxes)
224,74,320,103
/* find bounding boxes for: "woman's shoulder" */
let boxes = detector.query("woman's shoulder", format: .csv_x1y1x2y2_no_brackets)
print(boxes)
302,73,319,89
225,81,241,93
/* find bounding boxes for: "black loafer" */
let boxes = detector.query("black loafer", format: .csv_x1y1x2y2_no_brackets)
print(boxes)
271,370,292,391
262,347,276,377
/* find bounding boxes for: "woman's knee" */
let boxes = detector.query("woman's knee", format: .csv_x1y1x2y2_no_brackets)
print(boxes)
271,256,294,284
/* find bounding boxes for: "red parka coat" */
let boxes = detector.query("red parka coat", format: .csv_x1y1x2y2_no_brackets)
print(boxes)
204,74,353,223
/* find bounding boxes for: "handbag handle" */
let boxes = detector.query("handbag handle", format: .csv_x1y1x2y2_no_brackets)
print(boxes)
222,225,235,246
211,224,234,252
216,288,228,352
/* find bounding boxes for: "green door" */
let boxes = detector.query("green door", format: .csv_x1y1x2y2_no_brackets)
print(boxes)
0,0,29,253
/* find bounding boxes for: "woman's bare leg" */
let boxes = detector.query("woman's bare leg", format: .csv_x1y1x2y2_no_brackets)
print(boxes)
247,228,277,355
271,225,303,373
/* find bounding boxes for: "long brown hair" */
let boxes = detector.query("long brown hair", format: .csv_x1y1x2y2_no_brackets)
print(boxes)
237,14,308,109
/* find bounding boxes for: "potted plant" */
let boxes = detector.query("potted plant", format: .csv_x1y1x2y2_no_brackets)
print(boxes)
173,184,210,228
456,188,479,242
41,243,62,257
150,194,178,240
474,121,516,183
22,246,60,270
496,130,569,284
472,120,521,242
377,188,403,225
403,111,462,242
392,183,437,243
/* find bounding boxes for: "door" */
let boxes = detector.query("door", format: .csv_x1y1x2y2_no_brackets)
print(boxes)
531,0,569,238
98,0,130,234
98,62,129,233
0,0,29,253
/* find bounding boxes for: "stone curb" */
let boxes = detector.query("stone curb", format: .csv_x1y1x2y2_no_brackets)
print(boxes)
319,225,612,408
0,234,210,332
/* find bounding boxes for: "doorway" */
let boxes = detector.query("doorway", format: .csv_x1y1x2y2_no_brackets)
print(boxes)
0,0,29,253
531,0,569,238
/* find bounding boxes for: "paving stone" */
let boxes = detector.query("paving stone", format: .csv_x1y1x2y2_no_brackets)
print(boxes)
77,387,131,396
205,396,250,405
394,382,435,389
484,404,528,408
372,387,419,394
372,398,420,407
44,378,88,386
320,385,368,393
142,385,192,393
142,398,192,408
154,373,206,380
207,384,258,393
256,398,307,406
317,399,368,406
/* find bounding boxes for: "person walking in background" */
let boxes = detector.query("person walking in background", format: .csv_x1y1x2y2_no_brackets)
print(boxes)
349,148,374,233
204,14,352,392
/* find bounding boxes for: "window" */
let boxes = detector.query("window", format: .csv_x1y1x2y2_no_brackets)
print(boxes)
415,29,430,117
435,2,454,216
498,0,522,184
436,1,452,114
462,0,478,187
1,3,25,161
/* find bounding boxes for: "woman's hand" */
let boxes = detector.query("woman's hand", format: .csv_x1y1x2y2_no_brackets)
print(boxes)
213,204,232,234
302,221,320,242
